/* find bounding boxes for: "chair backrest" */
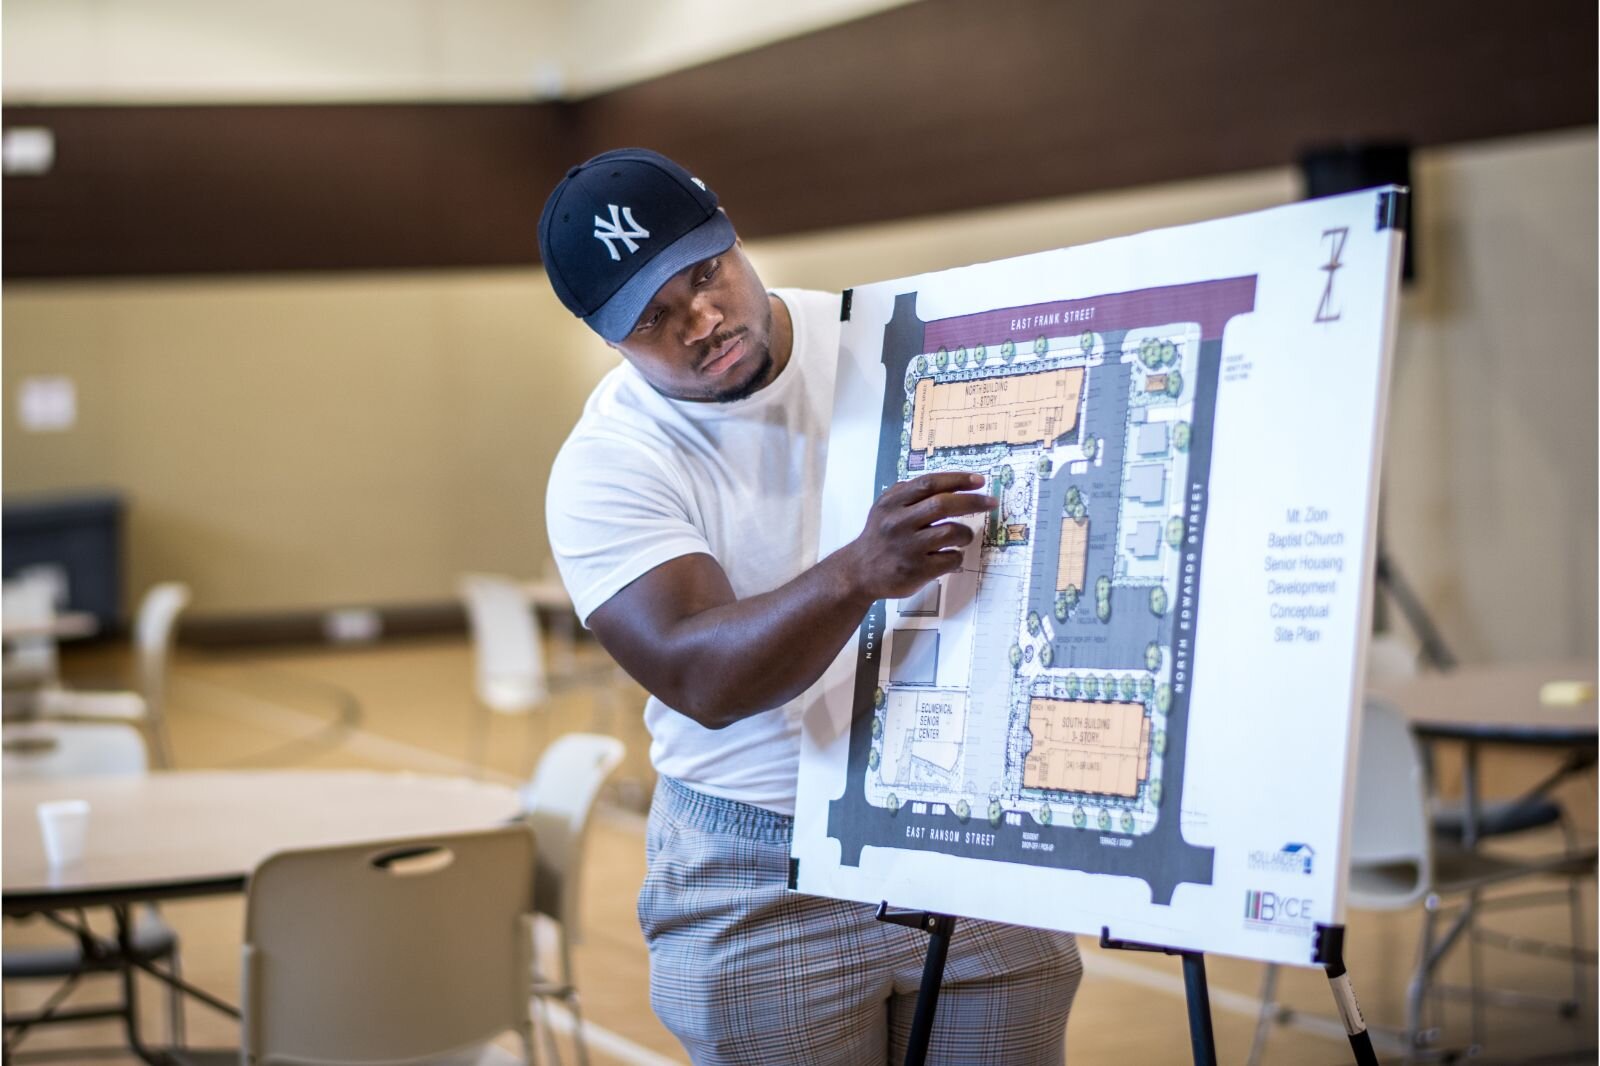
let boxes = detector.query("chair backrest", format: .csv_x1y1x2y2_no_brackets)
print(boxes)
242,824,535,1065
2,720,148,779
1347,696,1432,907
1364,632,1419,682
2,574,61,683
133,582,189,711
519,733,625,937
460,573,548,713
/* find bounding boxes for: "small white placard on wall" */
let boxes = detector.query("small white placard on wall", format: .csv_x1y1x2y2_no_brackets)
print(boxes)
2,127,55,176
19,376,77,431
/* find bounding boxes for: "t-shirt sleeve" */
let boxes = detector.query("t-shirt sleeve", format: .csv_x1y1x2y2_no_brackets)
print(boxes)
546,432,711,627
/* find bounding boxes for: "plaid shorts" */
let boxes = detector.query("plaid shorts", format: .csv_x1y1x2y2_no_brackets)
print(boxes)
638,777,1082,1066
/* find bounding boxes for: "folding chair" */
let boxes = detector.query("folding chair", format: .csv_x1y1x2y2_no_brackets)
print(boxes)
172,824,537,1065
35,582,189,768
1250,698,1595,1063
461,573,551,778
519,733,625,1066
2,720,186,1056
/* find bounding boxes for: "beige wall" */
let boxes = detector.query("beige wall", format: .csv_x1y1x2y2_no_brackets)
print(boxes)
3,273,612,612
5,128,1594,661
747,128,1599,665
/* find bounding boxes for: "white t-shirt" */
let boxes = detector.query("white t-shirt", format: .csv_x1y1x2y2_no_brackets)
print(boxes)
546,288,841,814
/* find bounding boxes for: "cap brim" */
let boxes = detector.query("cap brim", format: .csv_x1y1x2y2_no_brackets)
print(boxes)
586,212,738,343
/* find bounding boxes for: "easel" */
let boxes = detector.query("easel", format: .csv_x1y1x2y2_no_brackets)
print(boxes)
878,904,1381,1066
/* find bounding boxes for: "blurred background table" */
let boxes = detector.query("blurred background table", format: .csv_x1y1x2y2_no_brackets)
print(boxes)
1371,660,1597,847
3,769,520,912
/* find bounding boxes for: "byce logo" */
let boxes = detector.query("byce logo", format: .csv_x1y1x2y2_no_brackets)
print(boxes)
1244,889,1315,929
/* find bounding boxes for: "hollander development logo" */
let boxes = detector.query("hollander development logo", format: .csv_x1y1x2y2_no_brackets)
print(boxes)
1243,889,1316,936
1248,842,1314,876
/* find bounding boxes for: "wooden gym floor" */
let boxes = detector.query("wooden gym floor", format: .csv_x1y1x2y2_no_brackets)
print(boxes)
5,635,1595,1064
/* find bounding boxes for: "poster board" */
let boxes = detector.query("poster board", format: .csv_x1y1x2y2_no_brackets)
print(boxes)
791,187,1405,965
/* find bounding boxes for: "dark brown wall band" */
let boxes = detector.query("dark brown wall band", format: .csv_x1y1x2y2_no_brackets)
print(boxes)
2,104,575,276
4,0,1594,278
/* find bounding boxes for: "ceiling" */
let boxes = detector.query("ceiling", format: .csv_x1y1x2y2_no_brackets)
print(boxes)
4,0,1591,278
1,0,920,104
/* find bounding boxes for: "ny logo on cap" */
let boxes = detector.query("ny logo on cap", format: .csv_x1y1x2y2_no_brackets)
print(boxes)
594,204,650,261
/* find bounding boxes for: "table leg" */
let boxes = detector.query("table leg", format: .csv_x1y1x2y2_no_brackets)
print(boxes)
1461,741,1481,849
113,903,169,1065
1458,741,1485,1056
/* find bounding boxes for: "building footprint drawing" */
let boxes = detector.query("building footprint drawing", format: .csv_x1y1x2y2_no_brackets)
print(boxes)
829,278,1257,905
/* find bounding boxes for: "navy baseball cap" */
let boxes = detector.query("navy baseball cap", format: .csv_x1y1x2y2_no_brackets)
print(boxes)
538,148,737,343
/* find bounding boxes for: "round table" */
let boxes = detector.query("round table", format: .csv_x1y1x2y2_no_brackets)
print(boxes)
3,769,523,1061
1370,659,1598,745
1369,659,1597,847
3,769,521,912
1,611,98,643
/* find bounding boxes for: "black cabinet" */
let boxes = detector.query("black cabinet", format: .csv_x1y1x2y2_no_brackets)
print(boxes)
3,490,125,629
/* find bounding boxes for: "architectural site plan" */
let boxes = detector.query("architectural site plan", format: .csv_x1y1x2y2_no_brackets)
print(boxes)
792,188,1406,964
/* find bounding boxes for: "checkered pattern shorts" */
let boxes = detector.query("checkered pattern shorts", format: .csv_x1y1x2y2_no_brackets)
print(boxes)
638,777,1083,1065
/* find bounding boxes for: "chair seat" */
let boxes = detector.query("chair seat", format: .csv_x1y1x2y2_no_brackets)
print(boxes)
3,659,56,690
3,907,177,978
35,687,147,722
1432,841,1598,895
481,675,546,714
167,1041,527,1066
1432,798,1563,843
1347,861,1426,910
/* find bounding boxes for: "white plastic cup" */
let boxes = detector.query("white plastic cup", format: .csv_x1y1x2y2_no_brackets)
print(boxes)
37,799,89,867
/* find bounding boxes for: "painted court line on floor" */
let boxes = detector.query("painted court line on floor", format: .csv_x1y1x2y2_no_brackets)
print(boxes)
176,672,523,785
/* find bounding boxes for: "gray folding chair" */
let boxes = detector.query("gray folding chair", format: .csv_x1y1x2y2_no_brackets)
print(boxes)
1367,639,1591,1039
173,824,537,1065
1250,698,1596,1063
519,733,625,1066
2,720,186,1055
460,573,551,778
3,719,148,780
2,574,62,695
34,581,189,768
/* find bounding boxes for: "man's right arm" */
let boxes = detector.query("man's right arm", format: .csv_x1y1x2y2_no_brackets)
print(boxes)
587,472,993,729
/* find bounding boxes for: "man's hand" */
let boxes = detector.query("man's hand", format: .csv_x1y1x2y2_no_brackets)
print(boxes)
586,471,997,729
839,472,996,601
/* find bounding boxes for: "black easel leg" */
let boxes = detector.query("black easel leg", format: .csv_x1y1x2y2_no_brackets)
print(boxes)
1181,952,1219,1066
876,904,957,1066
1374,548,1455,669
1100,929,1221,1066
906,915,956,1066
1318,924,1381,1066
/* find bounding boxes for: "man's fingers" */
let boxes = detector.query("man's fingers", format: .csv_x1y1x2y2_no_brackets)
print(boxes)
919,521,975,552
860,471,991,601
886,471,986,506
904,490,997,528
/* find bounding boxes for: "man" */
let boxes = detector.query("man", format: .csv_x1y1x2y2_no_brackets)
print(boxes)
540,148,1081,1065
